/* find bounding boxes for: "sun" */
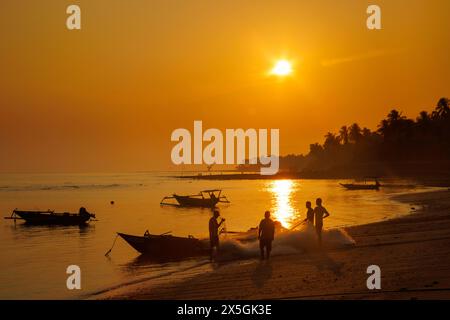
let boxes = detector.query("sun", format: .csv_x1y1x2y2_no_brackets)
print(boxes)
270,59,293,76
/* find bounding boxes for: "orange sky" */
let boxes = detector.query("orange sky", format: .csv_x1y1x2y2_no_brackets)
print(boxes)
1,0,449,172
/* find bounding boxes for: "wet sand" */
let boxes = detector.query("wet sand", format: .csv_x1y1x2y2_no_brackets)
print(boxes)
94,190,450,300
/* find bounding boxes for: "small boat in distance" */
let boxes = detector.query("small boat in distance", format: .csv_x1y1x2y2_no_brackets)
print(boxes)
340,178,381,190
160,189,230,208
118,231,209,258
5,207,96,225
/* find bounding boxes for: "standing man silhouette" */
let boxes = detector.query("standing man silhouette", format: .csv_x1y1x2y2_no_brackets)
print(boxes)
209,210,225,261
314,198,330,247
303,201,314,225
258,211,275,260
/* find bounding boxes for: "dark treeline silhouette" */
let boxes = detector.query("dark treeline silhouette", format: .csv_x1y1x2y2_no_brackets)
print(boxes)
238,97,450,178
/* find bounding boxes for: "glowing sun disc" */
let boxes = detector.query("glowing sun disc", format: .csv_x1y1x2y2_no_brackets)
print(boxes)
271,59,293,76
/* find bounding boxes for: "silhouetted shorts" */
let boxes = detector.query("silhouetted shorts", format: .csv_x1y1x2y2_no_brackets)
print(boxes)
315,223,323,235
210,236,219,248
259,239,272,251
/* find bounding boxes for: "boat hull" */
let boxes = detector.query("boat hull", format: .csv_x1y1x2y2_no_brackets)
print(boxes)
173,195,219,208
340,183,380,190
13,211,91,225
118,232,209,258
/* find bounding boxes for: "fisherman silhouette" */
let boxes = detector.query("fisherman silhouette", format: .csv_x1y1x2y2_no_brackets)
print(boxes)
209,210,225,261
303,201,314,225
314,198,330,247
258,211,275,260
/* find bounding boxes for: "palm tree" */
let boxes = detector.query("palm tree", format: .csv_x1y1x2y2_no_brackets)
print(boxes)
338,125,349,145
362,127,372,138
324,132,339,149
309,143,323,157
349,123,362,143
417,110,430,122
435,97,450,118
377,119,389,136
361,127,372,142
416,111,431,127
386,109,405,124
377,109,405,137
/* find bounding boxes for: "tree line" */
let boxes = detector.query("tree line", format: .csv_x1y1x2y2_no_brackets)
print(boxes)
238,97,450,178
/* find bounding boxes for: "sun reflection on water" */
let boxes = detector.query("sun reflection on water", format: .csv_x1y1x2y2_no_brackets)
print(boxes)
270,180,297,228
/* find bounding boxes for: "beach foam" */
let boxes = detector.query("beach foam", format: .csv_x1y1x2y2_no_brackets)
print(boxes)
217,224,355,261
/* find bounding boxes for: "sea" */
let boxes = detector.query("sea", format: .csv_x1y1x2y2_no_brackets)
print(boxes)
0,172,440,299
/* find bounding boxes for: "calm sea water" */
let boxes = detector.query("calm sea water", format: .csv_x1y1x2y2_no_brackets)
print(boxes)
0,173,438,299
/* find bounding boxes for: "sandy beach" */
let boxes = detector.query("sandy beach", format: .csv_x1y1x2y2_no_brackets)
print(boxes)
94,189,450,300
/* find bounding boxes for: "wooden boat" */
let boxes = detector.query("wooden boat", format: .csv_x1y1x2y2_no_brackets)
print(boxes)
117,224,282,259
118,231,209,258
340,179,381,190
6,208,96,225
160,189,230,208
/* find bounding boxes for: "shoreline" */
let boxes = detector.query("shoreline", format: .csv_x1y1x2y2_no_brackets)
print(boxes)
93,189,450,300
174,172,450,186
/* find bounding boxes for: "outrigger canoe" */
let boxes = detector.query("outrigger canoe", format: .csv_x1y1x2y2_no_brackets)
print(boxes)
6,208,96,225
160,189,230,208
118,232,209,258
340,183,380,190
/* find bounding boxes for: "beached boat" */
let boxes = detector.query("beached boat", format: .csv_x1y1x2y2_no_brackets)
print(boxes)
116,224,281,259
118,232,209,257
6,208,96,225
160,189,230,208
340,179,381,190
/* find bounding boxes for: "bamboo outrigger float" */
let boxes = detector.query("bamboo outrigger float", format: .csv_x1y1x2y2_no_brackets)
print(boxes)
160,189,230,208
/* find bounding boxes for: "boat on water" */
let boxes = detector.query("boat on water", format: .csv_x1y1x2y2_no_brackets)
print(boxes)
118,231,209,258
5,207,96,225
340,179,381,190
160,189,230,208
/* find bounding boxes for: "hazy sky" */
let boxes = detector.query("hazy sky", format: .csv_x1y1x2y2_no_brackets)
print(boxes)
1,0,449,172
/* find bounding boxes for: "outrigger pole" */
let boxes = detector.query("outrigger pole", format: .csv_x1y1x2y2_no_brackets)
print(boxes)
3,209,23,220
